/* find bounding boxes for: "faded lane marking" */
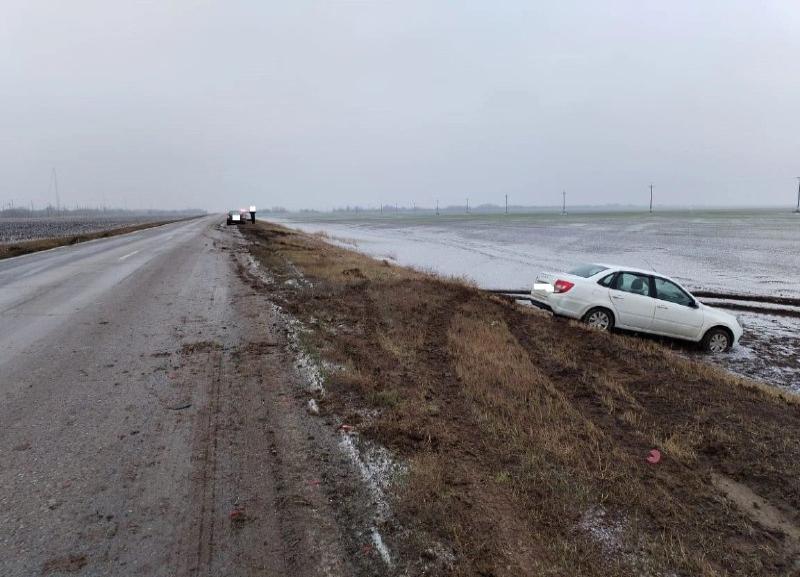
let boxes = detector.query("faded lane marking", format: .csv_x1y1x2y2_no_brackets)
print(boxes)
119,250,140,261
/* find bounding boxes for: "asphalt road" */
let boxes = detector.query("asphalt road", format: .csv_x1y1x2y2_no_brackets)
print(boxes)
0,218,374,577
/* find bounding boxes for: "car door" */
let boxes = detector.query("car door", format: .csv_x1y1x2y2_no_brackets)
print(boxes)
608,272,656,330
651,277,705,339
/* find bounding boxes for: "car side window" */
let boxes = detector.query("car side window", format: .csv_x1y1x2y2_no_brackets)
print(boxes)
597,273,616,288
654,277,694,307
614,272,652,297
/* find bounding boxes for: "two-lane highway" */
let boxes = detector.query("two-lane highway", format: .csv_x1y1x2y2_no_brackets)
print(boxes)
0,216,237,575
0,218,210,374
0,217,364,577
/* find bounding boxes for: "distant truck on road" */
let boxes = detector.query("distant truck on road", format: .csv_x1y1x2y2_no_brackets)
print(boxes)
227,206,256,226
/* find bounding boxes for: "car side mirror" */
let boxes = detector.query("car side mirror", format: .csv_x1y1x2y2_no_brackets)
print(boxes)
690,300,699,309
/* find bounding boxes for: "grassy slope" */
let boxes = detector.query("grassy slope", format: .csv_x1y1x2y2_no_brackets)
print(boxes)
243,222,800,577
0,219,191,260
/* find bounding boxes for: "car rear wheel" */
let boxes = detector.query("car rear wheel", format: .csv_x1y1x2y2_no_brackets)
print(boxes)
582,307,614,332
702,327,732,354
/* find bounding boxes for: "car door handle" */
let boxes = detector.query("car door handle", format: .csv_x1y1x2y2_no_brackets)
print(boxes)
656,305,669,310
612,295,624,300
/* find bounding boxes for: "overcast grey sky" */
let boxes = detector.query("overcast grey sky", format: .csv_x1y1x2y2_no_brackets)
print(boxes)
2,1,799,211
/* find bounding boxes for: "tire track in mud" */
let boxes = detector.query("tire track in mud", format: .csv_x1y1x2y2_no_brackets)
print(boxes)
193,233,394,577
192,349,223,577
692,291,800,308
174,345,224,577
250,323,382,574
502,305,800,573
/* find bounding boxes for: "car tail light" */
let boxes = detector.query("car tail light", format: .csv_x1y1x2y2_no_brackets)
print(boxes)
554,279,574,293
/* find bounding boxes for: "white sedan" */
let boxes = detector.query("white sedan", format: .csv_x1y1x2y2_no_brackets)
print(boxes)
531,264,743,353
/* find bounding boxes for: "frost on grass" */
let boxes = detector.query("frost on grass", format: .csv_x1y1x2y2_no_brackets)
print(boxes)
243,245,402,568
244,253,274,284
578,507,681,577
338,429,405,523
579,506,625,556
338,427,406,568
370,527,392,566
284,317,327,396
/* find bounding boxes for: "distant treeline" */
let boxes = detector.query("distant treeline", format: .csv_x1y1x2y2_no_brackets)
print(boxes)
286,203,564,214
0,206,207,219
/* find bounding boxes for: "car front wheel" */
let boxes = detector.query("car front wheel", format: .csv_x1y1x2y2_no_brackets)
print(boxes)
702,327,732,354
582,307,615,332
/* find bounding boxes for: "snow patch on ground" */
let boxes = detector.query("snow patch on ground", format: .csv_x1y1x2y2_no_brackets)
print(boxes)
338,429,406,568
371,527,392,566
240,245,402,568
285,317,327,396
578,507,678,576
338,430,405,524
579,506,625,555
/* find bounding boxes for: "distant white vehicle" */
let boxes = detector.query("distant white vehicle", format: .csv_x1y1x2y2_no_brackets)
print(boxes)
531,264,743,353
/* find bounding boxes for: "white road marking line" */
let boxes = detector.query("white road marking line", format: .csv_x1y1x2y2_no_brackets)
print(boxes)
118,250,140,261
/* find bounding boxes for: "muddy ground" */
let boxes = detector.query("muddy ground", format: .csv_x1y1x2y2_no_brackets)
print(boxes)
242,220,800,577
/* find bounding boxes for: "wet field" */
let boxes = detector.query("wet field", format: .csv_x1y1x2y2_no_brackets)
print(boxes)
276,209,800,392
0,216,166,244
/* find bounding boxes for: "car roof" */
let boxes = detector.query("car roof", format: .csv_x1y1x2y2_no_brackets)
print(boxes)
593,263,673,278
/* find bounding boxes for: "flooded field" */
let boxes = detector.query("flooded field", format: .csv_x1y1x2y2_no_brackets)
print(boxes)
0,216,164,244
276,209,800,392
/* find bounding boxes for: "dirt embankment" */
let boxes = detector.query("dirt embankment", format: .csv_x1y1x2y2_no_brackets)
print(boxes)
242,222,800,577
0,218,196,260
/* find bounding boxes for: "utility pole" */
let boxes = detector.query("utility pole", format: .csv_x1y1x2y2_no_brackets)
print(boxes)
436,199,439,216
466,198,469,214
52,168,60,215
649,184,654,214
795,177,800,213
505,194,508,215
562,190,567,216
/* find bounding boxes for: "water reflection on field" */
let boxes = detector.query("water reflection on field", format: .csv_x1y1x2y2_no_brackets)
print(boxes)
277,209,800,392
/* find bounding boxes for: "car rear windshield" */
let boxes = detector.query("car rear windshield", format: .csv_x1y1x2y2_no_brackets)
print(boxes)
567,264,608,278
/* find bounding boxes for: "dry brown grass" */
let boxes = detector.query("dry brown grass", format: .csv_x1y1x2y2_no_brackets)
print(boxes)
242,221,800,577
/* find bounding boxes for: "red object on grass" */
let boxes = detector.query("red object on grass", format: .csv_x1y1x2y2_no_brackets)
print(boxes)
646,449,661,464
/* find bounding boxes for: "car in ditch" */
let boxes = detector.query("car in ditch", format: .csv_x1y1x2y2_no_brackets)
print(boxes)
531,263,743,353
